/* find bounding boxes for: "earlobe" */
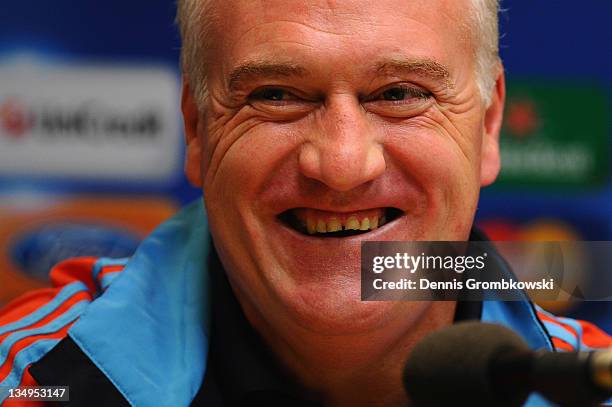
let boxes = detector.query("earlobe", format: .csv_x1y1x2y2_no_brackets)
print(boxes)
181,78,203,187
480,62,505,187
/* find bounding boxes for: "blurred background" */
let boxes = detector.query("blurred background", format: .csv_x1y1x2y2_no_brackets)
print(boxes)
0,1,610,332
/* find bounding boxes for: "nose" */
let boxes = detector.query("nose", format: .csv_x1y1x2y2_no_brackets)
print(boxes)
298,96,386,191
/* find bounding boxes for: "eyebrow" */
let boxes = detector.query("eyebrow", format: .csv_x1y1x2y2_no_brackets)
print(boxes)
226,57,453,92
228,61,308,91
375,58,453,89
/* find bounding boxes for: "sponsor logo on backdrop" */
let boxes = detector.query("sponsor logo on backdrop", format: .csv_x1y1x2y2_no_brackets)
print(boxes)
0,97,161,143
0,62,181,182
498,81,607,187
11,223,140,280
0,195,179,304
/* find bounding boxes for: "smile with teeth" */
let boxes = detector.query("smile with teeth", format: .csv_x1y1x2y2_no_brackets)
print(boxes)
286,208,397,236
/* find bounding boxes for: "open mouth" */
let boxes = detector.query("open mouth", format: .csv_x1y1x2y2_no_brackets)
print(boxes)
278,207,404,237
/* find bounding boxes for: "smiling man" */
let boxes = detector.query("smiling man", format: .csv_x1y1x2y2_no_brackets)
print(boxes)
180,0,503,404
0,1,610,406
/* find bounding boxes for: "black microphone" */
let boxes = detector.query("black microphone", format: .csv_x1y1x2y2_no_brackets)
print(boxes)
402,321,612,407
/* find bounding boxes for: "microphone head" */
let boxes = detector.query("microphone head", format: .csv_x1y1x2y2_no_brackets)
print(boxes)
403,321,529,407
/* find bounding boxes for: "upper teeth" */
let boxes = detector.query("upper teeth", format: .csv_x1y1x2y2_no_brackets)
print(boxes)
305,215,386,234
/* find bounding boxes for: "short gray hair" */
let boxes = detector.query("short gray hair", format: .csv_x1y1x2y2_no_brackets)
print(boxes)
471,0,501,106
176,0,500,108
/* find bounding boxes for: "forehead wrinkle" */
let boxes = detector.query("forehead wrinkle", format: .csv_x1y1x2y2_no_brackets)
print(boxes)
228,61,309,91
375,58,454,90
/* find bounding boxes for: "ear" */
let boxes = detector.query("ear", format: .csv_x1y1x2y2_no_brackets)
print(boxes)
181,77,203,188
480,62,505,187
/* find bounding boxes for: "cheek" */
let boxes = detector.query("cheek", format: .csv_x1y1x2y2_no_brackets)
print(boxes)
203,119,302,214
385,117,481,192
382,113,482,235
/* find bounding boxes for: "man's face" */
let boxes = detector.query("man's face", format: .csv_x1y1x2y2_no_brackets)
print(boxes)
184,0,503,334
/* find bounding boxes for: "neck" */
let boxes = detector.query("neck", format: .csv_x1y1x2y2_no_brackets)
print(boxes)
242,300,457,406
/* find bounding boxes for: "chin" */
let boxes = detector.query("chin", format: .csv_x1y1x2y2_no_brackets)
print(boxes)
275,283,432,336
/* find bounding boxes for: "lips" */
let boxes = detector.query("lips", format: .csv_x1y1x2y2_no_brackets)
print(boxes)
279,207,404,237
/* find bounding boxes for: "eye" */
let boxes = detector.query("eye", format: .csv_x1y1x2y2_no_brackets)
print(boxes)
249,87,298,102
377,86,431,102
364,84,433,118
247,86,316,119
381,87,409,101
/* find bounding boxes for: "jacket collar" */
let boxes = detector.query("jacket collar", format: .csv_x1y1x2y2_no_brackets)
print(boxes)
68,199,211,407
